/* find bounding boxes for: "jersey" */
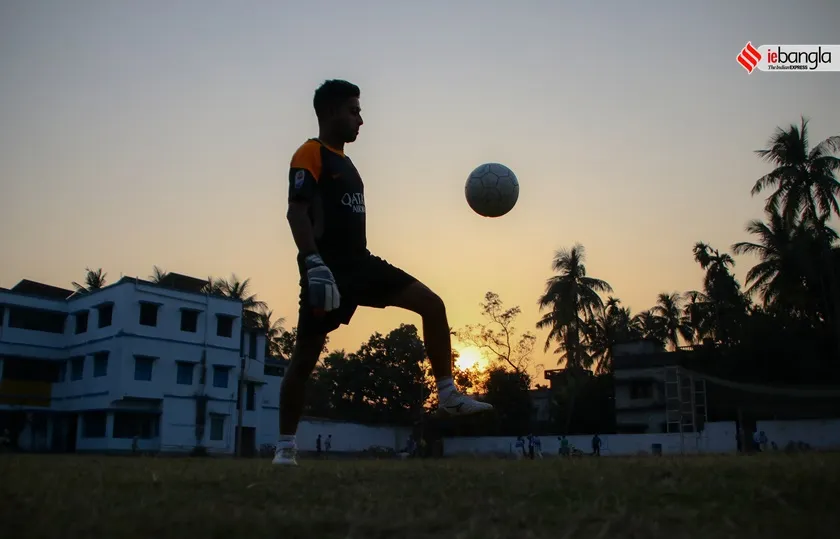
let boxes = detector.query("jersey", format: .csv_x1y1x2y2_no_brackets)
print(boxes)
288,138,367,261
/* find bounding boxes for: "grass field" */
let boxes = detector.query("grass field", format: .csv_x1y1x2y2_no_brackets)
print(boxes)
2,452,838,539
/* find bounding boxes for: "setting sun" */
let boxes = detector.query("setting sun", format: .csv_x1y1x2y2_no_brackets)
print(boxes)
455,346,485,370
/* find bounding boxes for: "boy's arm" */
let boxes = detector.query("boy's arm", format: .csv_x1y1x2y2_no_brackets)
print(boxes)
287,144,322,257
287,201,318,256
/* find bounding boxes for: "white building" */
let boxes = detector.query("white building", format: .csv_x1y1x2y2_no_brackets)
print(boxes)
0,274,287,455
612,340,707,435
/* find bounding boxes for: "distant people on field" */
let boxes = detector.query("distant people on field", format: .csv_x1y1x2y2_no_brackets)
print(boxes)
532,435,543,459
527,434,536,460
316,434,322,454
514,436,526,459
591,434,601,456
752,430,768,452
325,434,332,453
558,435,570,457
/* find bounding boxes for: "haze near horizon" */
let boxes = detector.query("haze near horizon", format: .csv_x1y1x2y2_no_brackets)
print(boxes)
1,0,838,378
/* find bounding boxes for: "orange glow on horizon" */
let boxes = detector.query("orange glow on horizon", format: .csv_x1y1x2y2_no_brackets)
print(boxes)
454,345,485,370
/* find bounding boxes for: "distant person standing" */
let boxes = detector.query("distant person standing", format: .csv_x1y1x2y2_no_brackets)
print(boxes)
527,434,535,460
325,434,332,453
533,435,543,459
591,434,601,456
753,430,769,452
514,436,525,459
316,434,322,455
558,435,570,457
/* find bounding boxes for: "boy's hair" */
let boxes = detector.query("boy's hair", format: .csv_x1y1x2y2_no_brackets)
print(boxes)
313,79,360,121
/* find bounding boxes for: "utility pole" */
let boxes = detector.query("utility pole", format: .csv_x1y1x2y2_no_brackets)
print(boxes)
236,324,248,457
236,351,246,457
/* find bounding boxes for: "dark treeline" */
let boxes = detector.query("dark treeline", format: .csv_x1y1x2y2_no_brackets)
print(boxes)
72,117,839,436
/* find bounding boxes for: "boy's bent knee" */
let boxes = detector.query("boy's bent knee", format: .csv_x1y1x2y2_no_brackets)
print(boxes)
391,282,447,319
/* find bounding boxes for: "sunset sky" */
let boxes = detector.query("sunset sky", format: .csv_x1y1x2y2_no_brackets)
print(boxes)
1,1,838,380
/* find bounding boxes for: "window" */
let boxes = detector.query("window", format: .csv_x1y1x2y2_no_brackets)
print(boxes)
246,383,255,411
113,412,159,439
176,362,194,385
216,315,234,338
180,309,199,333
133,356,155,381
237,382,256,411
97,303,113,328
629,380,653,400
264,363,285,377
3,358,63,382
74,311,89,334
70,357,85,380
82,411,107,438
212,366,230,388
139,302,159,327
248,331,258,359
209,415,225,441
58,362,66,382
93,352,109,377
7,306,66,333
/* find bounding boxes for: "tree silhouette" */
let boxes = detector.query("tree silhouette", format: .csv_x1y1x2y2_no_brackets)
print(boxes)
149,266,168,283
455,291,536,374
71,267,107,294
536,244,612,369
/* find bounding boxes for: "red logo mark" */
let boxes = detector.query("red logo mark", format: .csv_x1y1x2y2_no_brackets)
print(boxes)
737,42,762,74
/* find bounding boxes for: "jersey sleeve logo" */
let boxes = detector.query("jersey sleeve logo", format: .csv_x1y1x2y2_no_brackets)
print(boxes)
294,170,306,189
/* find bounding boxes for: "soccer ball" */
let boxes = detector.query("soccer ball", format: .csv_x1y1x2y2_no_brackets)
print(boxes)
465,163,520,218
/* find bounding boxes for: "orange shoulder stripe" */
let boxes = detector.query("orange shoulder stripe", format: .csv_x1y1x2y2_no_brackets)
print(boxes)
290,139,322,181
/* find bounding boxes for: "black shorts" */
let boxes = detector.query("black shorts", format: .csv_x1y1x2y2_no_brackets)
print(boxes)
296,252,418,336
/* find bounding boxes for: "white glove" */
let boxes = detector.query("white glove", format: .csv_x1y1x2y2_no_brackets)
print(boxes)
304,254,340,312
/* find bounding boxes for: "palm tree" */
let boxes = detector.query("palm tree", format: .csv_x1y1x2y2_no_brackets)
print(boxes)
693,242,739,299
71,267,107,294
201,275,224,295
149,266,169,283
651,292,693,350
751,118,840,352
536,244,612,369
731,208,814,313
692,242,747,345
213,274,267,313
201,274,265,312
253,306,286,357
586,297,639,373
751,116,840,224
631,309,666,346
682,290,713,344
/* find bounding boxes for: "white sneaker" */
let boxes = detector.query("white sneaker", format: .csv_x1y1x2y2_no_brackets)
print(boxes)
438,391,494,416
272,441,298,466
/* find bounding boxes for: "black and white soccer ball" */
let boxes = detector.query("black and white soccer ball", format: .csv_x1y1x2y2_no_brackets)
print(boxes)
465,163,519,218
